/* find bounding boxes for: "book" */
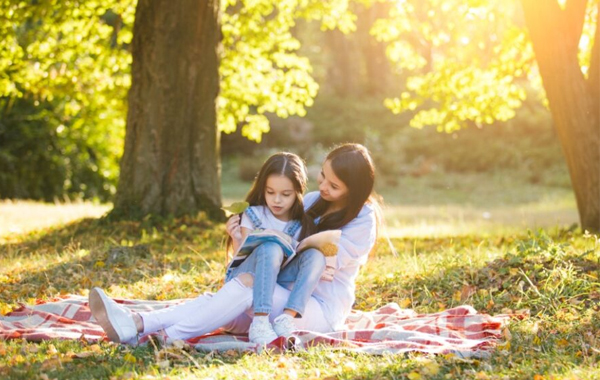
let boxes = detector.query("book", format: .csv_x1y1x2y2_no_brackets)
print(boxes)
226,229,342,281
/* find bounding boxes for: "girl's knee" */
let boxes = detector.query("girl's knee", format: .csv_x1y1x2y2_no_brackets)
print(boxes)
257,242,284,255
255,242,285,262
236,273,254,287
302,248,326,267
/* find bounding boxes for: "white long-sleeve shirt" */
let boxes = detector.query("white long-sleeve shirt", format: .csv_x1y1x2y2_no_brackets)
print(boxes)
303,191,377,330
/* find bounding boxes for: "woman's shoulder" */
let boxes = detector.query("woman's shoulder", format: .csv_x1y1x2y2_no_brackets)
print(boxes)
303,191,320,209
343,202,376,231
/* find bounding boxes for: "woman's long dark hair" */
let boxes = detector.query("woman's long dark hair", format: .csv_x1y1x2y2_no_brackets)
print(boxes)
307,143,380,233
227,152,316,253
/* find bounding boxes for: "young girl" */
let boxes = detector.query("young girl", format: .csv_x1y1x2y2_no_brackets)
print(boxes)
89,152,327,345
222,152,326,344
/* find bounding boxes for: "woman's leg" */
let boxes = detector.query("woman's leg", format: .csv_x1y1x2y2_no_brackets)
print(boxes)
164,242,284,341
161,277,254,340
271,284,332,333
222,283,332,336
138,294,211,335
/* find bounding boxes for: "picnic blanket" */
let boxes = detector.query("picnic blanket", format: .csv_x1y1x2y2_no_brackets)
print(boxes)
0,295,512,358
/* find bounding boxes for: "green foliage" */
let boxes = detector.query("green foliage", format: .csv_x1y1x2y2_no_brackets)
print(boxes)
0,0,131,200
219,0,359,142
0,97,120,200
372,0,539,132
1,0,362,201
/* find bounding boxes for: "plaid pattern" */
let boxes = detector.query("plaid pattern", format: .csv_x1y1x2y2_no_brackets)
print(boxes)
0,296,512,357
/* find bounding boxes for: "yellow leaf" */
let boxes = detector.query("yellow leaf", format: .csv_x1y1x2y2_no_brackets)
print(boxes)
407,372,422,380
47,344,58,355
452,290,462,302
94,261,105,268
344,361,357,370
399,298,412,308
89,344,102,353
123,353,137,363
557,339,569,347
422,361,440,375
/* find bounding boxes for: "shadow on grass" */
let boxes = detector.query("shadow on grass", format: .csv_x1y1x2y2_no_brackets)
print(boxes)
0,215,223,301
2,342,247,380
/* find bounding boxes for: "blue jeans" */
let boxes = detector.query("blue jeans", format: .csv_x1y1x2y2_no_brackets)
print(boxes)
226,244,326,317
277,248,326,317
225,242,284,314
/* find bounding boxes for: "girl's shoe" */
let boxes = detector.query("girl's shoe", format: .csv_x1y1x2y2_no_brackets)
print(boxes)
248,317,278,344
89,287,138,344
273,313,296,337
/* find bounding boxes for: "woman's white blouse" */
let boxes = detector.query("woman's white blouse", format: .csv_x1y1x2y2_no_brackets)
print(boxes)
303,191,377,330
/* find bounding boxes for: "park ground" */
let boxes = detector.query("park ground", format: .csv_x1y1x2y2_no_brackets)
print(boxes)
0,164,599,380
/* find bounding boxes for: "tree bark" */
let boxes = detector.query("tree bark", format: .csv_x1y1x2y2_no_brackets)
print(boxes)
520,0,600,232
325,29,361,96
111,0,223,219
359,1,393,95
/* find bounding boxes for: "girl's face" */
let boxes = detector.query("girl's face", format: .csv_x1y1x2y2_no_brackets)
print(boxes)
318,160,349,206
265,174,297,221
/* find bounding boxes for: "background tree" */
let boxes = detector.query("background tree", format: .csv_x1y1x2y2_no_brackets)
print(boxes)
372,0,599,232
111,0,223,219
1,0,356,217
520,0,599,232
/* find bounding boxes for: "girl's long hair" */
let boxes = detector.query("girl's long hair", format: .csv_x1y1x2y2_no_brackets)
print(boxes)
307,143,381,234
227,152,316,253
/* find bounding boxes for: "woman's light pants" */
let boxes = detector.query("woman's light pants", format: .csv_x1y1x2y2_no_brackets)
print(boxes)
138,244,331,340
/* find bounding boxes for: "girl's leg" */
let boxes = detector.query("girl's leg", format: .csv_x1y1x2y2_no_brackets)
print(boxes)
249,242,285,315
277,248,326,317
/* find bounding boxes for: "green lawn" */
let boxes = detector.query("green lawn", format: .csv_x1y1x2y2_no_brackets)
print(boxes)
1,170,598,379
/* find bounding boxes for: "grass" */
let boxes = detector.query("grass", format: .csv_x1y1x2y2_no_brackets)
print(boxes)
1,169,598,379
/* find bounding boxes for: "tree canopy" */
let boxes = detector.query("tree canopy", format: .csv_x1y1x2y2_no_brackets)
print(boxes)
371,0,597,132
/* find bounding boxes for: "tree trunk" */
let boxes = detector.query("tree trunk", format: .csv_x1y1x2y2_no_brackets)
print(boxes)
325,29,361,96
358,1,393,95
112,0,223,219
520,0,600,232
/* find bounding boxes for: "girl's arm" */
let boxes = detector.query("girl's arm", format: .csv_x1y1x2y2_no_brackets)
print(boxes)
225,214,251,252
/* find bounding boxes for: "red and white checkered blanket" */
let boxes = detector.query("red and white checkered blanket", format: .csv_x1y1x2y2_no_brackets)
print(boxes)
0,295,511,357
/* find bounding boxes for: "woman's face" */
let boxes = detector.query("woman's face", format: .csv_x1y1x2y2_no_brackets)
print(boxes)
317,160,349,206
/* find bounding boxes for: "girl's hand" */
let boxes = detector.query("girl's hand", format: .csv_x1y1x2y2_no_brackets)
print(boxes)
226,214,243,242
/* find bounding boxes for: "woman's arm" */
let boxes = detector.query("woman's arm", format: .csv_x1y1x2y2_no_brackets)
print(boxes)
334,205,377,269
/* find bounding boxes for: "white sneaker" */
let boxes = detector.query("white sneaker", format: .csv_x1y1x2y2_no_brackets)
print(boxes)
248,317,278,344
89,287,138,344
273,314,296,338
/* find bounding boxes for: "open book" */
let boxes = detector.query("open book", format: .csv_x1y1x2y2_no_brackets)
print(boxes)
226,229,341,281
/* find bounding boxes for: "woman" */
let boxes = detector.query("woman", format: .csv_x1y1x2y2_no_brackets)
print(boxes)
89,143,379,344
